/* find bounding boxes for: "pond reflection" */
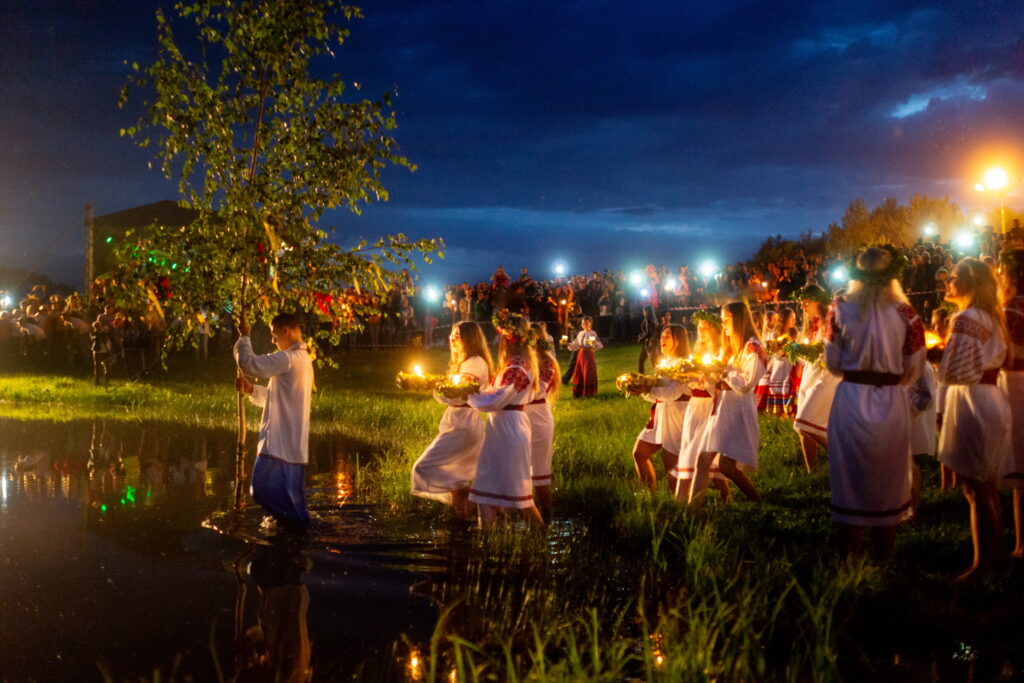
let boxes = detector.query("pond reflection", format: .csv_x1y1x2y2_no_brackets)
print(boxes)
0,417,442,680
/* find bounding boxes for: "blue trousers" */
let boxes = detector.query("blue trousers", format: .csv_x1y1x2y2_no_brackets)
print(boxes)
251,454,310,526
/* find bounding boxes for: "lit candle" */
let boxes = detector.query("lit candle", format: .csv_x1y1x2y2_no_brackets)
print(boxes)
452,373,462,384
413,365,423,376
702,353,713,366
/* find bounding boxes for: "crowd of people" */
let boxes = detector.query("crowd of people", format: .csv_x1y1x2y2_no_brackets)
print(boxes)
403,236,1024,582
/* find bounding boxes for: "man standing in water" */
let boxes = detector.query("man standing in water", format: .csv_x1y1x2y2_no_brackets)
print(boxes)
234,313,314,527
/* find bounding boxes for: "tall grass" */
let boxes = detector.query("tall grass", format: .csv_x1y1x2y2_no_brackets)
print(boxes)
4,345,1023,679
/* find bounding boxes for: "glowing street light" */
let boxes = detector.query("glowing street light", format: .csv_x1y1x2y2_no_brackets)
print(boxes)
629,271,643,287
1,295,11,309
975,166,1013,233
640,287,651,298
922,223,936,237
973,214,986,227
663,278,677,292
830,265,848,284
553,261,567,277
698,261,717,279
423,285,440,303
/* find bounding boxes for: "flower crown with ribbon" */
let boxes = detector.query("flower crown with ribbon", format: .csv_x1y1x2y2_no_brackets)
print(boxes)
848,243,908,286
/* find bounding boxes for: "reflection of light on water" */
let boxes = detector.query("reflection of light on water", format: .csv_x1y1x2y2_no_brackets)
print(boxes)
1,470,8,511
406,647,423,681
449,669,457,682
335,459,355,506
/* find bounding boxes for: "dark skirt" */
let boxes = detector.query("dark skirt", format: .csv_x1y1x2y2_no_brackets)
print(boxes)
251,453,311,526
572,347,598,398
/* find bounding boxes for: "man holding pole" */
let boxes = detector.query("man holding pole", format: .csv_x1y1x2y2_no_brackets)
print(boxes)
234,313,314,527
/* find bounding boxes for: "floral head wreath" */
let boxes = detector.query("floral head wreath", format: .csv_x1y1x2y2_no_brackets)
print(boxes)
848,243,908,286
492,309,528,344
531,329,553,352
691,309,722,329
792,284,831,307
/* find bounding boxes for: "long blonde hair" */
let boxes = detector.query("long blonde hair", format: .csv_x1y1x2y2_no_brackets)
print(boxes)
450,321,493,377
721,301,760,360
531,322,560,401
846,246,909,316
497,316,540,392
953,257,1009,361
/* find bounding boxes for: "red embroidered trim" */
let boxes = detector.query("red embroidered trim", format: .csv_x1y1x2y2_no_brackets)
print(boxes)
951,314,992,343
896,302,925,355
469,488,534,502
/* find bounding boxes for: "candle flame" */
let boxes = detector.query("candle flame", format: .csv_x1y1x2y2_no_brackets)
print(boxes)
413,364,423,376
452,373,461,384
925,330,943,349
702,353,713,365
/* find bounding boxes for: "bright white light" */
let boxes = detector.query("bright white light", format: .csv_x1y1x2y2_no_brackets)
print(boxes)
975,183,986,192
553,261,567,276
973,214,986,227
640,287,651,298
983,166,1009,191
830,266,848,283
0,295,11,309
423,286,440,303
664,278,676,292
698,261,717,278
954,232,974,249
922,223,936,236
629,271,643,287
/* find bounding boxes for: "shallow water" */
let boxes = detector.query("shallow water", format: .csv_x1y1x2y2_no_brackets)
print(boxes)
0,417,447,680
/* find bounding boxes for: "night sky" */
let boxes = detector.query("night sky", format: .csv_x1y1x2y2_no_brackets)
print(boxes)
2,0,1023,289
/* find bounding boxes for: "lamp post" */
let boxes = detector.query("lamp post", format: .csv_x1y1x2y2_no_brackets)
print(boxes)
975,166,1010,234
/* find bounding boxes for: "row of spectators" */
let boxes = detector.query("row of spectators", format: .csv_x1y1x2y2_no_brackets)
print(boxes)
1,225,1011,374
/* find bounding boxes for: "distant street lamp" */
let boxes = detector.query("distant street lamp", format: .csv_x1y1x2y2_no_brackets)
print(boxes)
629,271,643,287
698,261,717,279
973,214,986,227
553,261,567,277
922,223,936,238
975,166,1012,234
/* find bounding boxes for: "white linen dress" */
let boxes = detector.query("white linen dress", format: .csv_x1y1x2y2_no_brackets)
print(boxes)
525,356,557,486
825,299,924,526
937,308,1010,482
793,316,841,440
703,338,767,469
468,358,536,508
671,377,716,484
410,356,490,503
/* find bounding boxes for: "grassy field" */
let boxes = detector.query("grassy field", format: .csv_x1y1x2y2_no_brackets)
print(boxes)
3,345,1024,680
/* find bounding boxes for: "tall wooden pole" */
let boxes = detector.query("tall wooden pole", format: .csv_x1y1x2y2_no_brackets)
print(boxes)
84,205,94,303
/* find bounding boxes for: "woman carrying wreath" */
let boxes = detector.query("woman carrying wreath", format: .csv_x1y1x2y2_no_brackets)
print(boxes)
568,315,603,398
410,321,492,519
824,245,924,560
468,311,544,528
527,322,560,519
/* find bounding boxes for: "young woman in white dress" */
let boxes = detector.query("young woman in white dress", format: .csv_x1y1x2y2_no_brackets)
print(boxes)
792,285,840,473
468,313,544,529
999,249,1024,559
632,324,691,492
410,322,492,518
527,322,560,520
691,301,765,505
674,315,731,502
825,245,925,560
939,257,1011,580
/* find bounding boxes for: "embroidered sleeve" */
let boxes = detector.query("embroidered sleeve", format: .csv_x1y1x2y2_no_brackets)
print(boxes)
824,300,840,343
940,313,985,384
501,366,532,393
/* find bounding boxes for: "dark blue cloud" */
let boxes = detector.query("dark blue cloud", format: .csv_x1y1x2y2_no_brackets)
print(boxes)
1,0,1022,287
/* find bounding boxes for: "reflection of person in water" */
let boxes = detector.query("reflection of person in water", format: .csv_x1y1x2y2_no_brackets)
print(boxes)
235,546,312,682
234,313,314,526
